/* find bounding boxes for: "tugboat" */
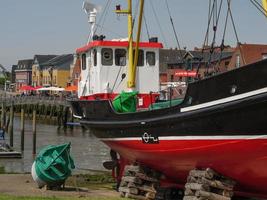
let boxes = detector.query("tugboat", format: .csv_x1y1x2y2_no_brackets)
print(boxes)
71,0,267,198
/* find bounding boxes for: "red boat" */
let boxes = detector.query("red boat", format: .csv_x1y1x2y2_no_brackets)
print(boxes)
72,0,267,198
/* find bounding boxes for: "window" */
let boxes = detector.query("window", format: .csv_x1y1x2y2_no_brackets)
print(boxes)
82,54,86,70
225,61,230,68
101,48,113,66
115,49,126,66
146,51,156,66
133,50,144,66
236,55,240,68
93,49,97,66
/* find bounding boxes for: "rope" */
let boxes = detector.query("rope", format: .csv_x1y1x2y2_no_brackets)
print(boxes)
94,0,112,35
164,0,184,63
250,0,267,18
143,12,150,40
226,0,246,65
149,0,168,47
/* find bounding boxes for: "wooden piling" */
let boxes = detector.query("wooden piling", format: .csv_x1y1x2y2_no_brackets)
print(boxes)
63,106,69,129
20,107,25,152
8,103,14,147
32,108,37,155
1,102,6,129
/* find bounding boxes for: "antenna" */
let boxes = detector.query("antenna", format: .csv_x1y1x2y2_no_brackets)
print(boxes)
82,0,101,44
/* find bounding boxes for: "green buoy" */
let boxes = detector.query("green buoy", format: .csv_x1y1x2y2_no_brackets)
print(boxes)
31,143,75,188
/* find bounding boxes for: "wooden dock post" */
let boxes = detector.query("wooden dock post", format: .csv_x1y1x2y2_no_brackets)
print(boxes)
63,106,69,129
32,108,37,155
20,107,25,152
8,103,14,147
1,102,6,129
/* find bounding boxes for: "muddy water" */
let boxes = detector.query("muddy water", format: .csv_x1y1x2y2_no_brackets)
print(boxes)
0,116,110,173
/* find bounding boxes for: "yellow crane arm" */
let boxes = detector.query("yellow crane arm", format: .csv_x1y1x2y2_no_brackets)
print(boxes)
263,0,267,15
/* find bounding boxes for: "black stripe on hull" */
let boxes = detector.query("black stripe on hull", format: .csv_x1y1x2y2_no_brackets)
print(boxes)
80,92,267,138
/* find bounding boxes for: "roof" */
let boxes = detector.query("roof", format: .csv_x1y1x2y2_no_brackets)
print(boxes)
16,59,33,70
187,51,233,63
76,40,163,54
42,54,74,70
168,51,233,65
34,55,58,65
237,44,267,65
159,49,186,64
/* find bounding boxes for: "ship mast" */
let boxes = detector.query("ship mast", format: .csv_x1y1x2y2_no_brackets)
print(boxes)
263,0,267,16
116,0,145,90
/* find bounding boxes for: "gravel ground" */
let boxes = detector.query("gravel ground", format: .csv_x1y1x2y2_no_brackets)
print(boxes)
0,174,119,198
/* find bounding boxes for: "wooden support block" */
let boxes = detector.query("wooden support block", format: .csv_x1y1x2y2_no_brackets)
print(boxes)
185,183,210,191
136,172,159,182
145,191,156,199
195,190,231,200
119,186,139,195
183,196,204,200
189,169,215,180
184,188,195,196
121,176,143,184
187,176,199,183
136,184,157,193
125,193,147,200
125,165,142,173
200,177,234,191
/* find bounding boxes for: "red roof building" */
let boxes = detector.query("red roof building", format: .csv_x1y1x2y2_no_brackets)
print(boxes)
228,44,267,70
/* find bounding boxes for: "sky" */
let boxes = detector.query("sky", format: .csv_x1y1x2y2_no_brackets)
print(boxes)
0,0,267,70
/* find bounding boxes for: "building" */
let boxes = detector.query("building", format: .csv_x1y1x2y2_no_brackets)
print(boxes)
41,54,74,88
32,55,58,87
11,65,17,83
15,59,33,91
228,44,267,70
159,49,186,83
70,55,81,87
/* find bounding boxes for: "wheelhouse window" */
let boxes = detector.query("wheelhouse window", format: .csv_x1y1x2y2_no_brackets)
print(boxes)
101,48,113,66
81,54,86,70
115,49,126,66
93,49,97,66
133,49,144,66
146,51,156,66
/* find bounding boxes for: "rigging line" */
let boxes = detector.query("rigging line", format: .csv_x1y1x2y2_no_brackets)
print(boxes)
253,0,267,14
165,0,184,63
98,0,112,35
226,0,246,65
227,0,240,44
205,0,222,75
94,24,124,38
213,1,231,71
250,0,267,18
197,0,216,77
143,11,150,40
149,0,169,48
94,0,111,34
210,0,223,72
206,0,212,46
203,0,217,49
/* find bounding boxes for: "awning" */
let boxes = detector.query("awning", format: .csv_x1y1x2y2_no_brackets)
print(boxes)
19,85,35,91
37,87,65,91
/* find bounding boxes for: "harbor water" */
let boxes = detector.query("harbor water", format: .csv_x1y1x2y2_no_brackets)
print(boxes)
0,116,110,173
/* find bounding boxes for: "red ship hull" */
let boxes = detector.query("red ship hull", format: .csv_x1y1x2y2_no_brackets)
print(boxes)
104,137,267,198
